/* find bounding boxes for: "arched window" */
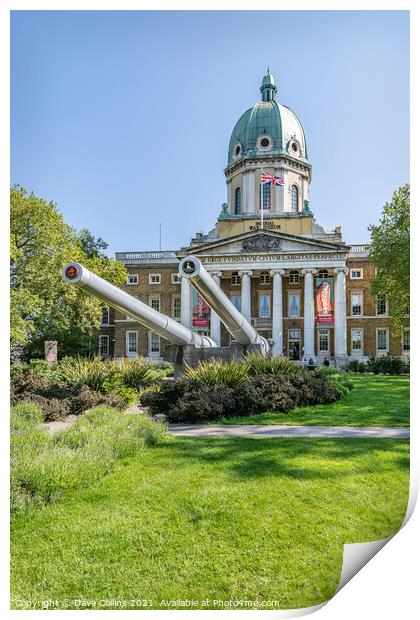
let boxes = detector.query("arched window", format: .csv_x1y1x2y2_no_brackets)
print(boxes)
234,188,241,215
318,270,329,279
291,185,299,212
260,271,270,284
262,183,271,210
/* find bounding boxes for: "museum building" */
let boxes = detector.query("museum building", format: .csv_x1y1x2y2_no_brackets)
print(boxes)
99,71,410,363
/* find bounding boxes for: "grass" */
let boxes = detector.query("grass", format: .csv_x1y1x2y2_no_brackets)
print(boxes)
11,404,167,512
11,436,409,610
217,374,409,427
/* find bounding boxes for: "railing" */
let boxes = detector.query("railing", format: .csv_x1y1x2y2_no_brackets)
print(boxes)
115,251,178,265
349,244,370,255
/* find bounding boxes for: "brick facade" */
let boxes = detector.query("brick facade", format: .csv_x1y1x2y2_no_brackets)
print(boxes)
97,253,409,361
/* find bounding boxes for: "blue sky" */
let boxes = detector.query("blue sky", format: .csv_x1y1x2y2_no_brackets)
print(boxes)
11,10,409,254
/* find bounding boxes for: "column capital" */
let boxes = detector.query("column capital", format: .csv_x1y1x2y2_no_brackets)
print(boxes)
269,269,285,277
301,268,317,275
209,271,223,278
334,267,349,275
238,270,253,278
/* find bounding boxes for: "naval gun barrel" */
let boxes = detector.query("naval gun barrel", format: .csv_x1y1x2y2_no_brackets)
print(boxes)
179,256,269,353
62,262,216,348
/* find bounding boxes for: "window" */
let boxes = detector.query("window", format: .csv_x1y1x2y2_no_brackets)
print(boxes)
376,295,388,316
149,296,160,312
291,185,298,212
126,331,138,355
288,292,300,317
261,183,271,210
403,329,410,352
231,272,241,285
149,332,160,355
259,293,271,318
260,137,270,148
171,273,181,284
318,270,329,279
127,274,138,285
100,306,110,325
318,329,329,352
172,295,181,321
234,187,241,215
351,293,363,316
289,270,300,284
98,335,109,356
288,329,300,341
351,329,363,352
377,329,388,353
260,271,270,285
149,274,161,285
350,269,363,280
230,294,241,311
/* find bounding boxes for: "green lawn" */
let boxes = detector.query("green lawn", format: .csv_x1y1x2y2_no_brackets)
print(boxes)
11,436,409,610
218,374,409,426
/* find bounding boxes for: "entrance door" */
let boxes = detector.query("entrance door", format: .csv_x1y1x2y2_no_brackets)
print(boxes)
318,329,330,358
288,329,301,360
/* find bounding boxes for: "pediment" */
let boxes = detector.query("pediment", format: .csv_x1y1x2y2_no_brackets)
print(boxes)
179,230,349,258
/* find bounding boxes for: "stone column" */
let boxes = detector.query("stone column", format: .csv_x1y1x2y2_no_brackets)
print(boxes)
180,275,191,328
334,267,349,358
209,271,222,346
270,269,285,356
301,268,316,358
239,271,253,322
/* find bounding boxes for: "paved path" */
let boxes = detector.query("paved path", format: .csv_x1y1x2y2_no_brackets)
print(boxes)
168,424,410,439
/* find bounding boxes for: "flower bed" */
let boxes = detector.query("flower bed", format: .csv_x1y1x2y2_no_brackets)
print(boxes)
10,356,174,421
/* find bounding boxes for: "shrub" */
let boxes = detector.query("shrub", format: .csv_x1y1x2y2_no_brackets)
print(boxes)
345,359,367,373
169,381,238,422
315,365,343,377
115,357,173,388
19,394,70,421
366,356,409,375
240,374,298,413
141,379,188,416
184,359,249,386
288,372,344,406
58,356,110,391
243,353,300,376
67,385,113,414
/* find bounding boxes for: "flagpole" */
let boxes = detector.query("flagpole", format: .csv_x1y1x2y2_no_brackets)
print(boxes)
260,173,264,231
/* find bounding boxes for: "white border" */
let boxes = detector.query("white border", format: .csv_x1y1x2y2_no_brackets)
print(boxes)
2,3,418,619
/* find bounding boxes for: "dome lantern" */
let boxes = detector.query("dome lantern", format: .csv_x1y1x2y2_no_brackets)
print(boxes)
260,68,277,102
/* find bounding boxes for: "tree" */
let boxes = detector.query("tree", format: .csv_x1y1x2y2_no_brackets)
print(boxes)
369,184,410,337
10,186,127,358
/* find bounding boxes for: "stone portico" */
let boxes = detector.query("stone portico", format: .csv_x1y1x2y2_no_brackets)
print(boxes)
177,230,350,363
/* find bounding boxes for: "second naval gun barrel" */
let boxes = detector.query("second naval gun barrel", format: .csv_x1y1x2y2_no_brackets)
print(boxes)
179,256,269,353
62,262,216,348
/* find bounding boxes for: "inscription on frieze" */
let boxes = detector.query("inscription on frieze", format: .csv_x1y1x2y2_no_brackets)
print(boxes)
203,252,346,264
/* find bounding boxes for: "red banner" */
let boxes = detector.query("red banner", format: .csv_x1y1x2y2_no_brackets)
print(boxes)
315,279,334,326
192,293,210,329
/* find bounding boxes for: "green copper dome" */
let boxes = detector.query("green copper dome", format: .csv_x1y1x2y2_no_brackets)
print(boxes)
227,70,308,166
